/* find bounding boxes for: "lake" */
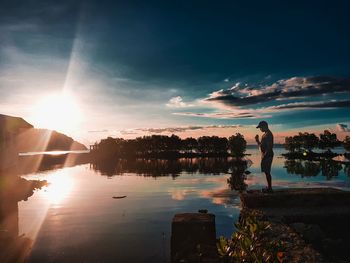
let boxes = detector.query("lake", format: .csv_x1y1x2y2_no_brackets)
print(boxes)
2,147,350,262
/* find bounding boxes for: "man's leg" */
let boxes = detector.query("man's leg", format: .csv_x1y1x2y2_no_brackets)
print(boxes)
265,172,272,190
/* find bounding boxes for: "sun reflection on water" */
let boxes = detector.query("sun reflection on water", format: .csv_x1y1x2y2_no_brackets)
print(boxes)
42,170,74,205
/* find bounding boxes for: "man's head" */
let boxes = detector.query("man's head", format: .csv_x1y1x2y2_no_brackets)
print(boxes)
256,121,269,132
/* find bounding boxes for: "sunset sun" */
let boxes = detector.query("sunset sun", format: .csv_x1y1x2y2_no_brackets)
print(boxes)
31,92,82,132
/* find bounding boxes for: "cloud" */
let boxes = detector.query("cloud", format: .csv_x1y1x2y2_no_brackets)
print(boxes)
136,124,241,134
174,76,350,120
119,130,139,135
263,99,350,110
88,129,109,133
336,123,350,132
166,96,194,108
173,112,265,119
205,76,350,108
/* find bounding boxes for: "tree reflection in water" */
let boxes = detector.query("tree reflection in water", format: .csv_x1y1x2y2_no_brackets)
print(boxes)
344,163,350,177
284,159,343,179
91,157,251,180
284,159,321,177
227,160,250,192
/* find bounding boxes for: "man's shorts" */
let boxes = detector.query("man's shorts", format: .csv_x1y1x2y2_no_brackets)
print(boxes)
261,155,273,173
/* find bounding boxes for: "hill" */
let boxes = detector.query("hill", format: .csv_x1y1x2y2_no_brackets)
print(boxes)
0,114,86,152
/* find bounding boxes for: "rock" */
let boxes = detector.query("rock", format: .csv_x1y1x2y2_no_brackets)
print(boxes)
112,196,127,199
171,213,218,262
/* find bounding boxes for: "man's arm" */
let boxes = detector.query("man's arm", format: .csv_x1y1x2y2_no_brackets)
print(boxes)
255,135,261,146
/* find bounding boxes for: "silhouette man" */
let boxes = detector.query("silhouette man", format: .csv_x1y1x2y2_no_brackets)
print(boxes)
255,121,274,192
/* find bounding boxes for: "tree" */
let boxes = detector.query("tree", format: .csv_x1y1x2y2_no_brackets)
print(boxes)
197,136,211,153
319,130,341,151
299,132,319,152
344,136,350,152
181,137,198,153
284,136,296,152
97,137,120,158
212,136,228,154
284,135,303,152
228,133,247,157
167,134,181,152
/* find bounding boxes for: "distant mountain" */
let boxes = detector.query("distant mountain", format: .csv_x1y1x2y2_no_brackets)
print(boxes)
0,114,87,152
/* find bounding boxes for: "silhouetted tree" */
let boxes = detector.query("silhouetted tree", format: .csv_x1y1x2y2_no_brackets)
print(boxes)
228,133,247,157
168,134,182,152
344,136,350,152
284,135,303,152
319,130,341,152
94,134,240,158
299,132,319,152
97,137,120,159
213,137,228,154
197,136,224,154
284,136,296,152
181,137,198,153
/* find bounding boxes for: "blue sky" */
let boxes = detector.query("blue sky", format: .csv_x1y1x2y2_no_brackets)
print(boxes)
0,0,349,144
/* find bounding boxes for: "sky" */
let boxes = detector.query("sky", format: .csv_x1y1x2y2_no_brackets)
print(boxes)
0,0,350,145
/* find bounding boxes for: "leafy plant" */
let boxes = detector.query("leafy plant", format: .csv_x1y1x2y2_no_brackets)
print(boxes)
217,212,284,263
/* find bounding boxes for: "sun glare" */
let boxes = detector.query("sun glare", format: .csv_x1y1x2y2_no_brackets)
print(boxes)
31,92,82,132
43,171,74,204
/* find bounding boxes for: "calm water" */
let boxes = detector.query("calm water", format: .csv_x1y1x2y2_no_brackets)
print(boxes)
3,147,350,262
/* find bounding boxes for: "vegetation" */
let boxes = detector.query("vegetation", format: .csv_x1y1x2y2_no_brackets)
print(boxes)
344,136,350,161
228,133,247,157
318,130,341,150
217,211,284,263
284,130,342,158
92,134,247,159
344,136,350,152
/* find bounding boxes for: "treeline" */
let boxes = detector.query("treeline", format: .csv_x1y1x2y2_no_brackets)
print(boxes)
284,130,350,158
91,133,247,159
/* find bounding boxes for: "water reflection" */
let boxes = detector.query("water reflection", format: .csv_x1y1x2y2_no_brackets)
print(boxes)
227,161,249,192
284,159,321,177
345,163,350,177
91,157,250,178
16,153,90,176
2,149,350,262
284,159,343,179
0,174,46,263
41,170,74,204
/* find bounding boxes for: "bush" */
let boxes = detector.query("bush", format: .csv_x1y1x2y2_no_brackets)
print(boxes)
217,211,284,262
228,133,247,157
